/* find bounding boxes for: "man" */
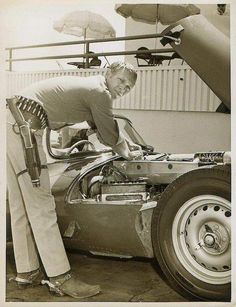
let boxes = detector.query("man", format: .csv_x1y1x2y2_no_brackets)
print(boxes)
6,62,141,299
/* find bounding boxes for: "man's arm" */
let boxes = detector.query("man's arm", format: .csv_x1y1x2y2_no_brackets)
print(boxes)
89,96,142,160
125,138,142,151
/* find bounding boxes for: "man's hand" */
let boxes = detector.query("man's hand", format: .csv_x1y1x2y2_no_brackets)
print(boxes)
112,138,143,160
127,149,143,161
126,140,143,160
128,143,142,152
126,139,142,152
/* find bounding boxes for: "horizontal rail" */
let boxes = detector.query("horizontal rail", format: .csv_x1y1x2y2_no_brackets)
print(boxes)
5,33,165,50
5,32,177,71
6,48,174,62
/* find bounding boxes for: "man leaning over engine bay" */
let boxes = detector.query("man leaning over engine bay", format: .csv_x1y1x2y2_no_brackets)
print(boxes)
6,61,142,299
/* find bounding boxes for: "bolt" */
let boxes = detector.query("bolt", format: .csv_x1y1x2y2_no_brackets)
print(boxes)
204,234,215,246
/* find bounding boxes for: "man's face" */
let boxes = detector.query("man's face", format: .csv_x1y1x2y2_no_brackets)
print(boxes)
106,69,135,99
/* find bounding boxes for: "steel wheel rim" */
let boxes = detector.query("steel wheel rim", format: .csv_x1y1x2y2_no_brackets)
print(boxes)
172,195,231,284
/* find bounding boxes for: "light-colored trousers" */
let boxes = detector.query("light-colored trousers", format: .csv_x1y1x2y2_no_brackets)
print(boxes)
7,110,70,277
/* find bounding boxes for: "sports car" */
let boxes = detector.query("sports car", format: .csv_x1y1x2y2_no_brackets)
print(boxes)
42,110,231,302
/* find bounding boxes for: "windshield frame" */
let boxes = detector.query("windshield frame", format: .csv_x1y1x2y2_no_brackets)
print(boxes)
46,114,148,160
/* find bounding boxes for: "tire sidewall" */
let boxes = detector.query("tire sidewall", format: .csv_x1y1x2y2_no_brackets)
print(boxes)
152,168,231,301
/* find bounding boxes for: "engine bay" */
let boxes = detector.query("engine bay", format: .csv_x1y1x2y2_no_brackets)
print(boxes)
65,151,230,206
67,162,166,205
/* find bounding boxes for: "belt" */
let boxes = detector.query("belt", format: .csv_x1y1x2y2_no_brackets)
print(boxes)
14,95,48,130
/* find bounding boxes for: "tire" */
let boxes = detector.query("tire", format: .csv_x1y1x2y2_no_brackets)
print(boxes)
151,167,231,301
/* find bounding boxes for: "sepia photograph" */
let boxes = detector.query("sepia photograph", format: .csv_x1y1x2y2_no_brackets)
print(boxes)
0,0,234,306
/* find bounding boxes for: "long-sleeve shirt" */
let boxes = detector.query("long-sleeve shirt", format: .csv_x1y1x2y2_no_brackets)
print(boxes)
18,75,123,148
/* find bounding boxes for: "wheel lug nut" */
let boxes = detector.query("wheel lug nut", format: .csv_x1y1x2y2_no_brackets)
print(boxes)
204,234,215,246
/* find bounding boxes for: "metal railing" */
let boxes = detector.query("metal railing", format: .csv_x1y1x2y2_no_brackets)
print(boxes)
5,33,174,71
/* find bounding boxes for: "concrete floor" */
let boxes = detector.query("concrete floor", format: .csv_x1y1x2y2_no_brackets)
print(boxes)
6,242,187,303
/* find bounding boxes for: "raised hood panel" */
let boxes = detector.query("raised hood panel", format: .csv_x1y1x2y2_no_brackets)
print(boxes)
161,15,230,110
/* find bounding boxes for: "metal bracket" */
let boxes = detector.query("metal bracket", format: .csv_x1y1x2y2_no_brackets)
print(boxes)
161,25,184,46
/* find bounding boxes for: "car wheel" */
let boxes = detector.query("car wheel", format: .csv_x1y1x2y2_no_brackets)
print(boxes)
151,167,231,301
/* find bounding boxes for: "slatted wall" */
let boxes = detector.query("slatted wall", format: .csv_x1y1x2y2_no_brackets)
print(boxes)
6,66,220,112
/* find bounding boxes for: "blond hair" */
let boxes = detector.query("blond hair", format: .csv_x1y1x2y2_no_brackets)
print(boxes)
107,61,137,84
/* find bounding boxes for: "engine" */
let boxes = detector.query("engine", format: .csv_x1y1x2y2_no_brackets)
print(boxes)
87,164,148,203
86,164,163,204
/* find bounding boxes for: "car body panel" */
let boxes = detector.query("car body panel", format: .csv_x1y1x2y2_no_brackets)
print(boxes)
57,202,153,258
161,15,230,110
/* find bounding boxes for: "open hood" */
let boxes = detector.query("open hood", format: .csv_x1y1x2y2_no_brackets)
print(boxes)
161,15,230,112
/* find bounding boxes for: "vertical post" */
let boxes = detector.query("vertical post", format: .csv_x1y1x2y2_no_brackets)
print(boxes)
9,49,12,71
85,42,89,68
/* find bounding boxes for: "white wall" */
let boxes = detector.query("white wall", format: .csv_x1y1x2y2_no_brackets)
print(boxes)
115,109,230,154
5,67,221,112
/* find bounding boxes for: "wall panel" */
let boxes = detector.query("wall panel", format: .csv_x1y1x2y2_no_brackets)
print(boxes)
6,66,220,112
